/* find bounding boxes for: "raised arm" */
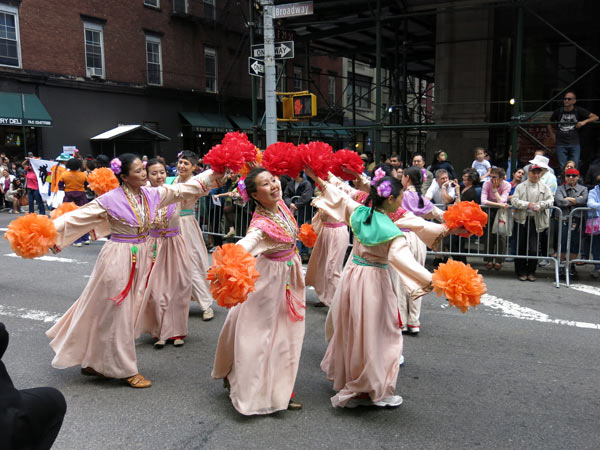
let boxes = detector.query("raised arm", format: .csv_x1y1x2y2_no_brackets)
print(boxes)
51,200,110,252
158,169,224,208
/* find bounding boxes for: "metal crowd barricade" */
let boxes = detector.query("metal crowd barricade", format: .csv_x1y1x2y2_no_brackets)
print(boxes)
564,207,600,287
427,204,562,288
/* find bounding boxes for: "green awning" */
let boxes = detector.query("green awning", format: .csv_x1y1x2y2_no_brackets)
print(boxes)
180,112,233,132
228,114,255,131
0,92,53,127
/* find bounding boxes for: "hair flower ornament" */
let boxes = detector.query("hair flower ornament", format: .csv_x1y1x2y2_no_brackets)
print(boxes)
237,177,249,203
371,167,386,186
376,180,392,198
110,158,122,175
177,151,183,158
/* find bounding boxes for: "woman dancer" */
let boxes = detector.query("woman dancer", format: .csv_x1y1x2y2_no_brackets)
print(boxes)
58,157,90,246
141,159,191,348
308,169,434,408
304,198,349,307
212,168,305,415
46,154,223,388
172,151,214,321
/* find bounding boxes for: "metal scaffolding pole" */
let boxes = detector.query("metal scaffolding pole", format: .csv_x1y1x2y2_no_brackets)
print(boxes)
375,0,382,161
510,2,524,173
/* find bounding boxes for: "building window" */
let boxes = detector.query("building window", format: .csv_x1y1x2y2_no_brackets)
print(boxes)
347,72,371,109
328,75,336,105
293,66,303,91
173,0,188,14
0,5,21,68
204,0,216,20
205,47,217,93
83,22,104,78
146,35,162,85
144,0,160,7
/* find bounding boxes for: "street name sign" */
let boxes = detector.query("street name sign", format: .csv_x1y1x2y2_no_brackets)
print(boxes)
252,41,294,60
273,1,313,19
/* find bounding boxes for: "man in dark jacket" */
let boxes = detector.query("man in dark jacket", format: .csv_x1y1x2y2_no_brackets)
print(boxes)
0,322,66,449
283,171,314,261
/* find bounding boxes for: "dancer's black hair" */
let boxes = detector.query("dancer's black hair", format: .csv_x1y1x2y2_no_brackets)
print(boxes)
364,176,403,224
178,150,199,166
116,153,141,183
402,166,425,209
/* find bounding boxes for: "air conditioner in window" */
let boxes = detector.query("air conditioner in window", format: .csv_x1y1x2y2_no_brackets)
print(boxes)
173,0,188,14
87,67,103,78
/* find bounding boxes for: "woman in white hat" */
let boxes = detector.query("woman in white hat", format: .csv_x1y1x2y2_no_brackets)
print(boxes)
510,154,555,281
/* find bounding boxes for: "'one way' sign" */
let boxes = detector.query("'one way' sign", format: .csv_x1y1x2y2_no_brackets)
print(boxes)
251,41,295,60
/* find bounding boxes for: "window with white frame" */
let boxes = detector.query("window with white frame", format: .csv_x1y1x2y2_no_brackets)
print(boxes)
204,0,215,20
328,75,336,105
293,66,303,91
173,0,188,14
143,0,160,7
146,35,162,85
0,5,21,68
205,47,217,93
346,72,371,109
84,22,104,78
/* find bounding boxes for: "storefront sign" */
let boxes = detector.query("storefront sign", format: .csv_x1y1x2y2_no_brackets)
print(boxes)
0,117,52,127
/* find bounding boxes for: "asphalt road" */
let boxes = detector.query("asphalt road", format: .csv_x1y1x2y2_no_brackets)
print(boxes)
1,213,599,450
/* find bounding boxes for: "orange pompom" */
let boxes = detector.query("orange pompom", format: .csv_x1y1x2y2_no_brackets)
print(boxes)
298,223,318,248
432,259,487,313
50,202,79,220
207,243,260,308
88,167,119,196
4,213,58,259
443,201,488,237
238,148,263,177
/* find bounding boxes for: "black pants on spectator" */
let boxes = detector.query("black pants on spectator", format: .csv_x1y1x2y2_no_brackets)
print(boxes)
514,218,542,276
20,387,66,450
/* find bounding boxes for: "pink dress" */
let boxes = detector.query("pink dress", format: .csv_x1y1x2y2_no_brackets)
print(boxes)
212,200,305,415
139,202,192,341
173,175,213,312
304,210,349,306
46,173,217,379
314,183,434,407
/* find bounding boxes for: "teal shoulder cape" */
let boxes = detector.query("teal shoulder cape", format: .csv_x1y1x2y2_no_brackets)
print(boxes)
165,176,176,185
350,205,403,246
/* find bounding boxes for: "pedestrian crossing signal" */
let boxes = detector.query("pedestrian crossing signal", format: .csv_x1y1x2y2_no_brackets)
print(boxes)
282,93,316,120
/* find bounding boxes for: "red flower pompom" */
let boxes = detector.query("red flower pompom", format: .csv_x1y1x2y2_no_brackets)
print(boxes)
238,148,263,177
203,143,245,173
443,201,488,237
50,202,79,220
4,213,58,259
298,141,334,179
88,167,119,196
262,142,303,178
331,149,366,181
432,259,487,313
222,131,257,164
298,223,318,248
207,243,261,308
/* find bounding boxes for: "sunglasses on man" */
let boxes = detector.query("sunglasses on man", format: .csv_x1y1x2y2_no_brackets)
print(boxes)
566,174,578,178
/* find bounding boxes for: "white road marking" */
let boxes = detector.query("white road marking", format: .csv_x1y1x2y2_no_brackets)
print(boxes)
4,253,88,264
566,283,600,296
479,293,600,330
0,227,7,232
0,305,61,323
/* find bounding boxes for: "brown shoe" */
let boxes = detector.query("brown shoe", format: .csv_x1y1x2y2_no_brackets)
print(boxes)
527,274,536,282
518,274,527,281
125,373,152,388
288,399,303,410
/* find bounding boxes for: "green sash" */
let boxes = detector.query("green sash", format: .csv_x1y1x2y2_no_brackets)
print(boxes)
350,205,403,246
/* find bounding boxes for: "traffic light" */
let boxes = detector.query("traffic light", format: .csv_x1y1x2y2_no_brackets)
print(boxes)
282,93,316,120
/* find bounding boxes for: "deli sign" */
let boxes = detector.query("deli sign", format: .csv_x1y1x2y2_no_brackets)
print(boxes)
0,117,52,127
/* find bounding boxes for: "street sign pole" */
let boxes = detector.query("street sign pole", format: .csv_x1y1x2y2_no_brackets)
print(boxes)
260,0,277,146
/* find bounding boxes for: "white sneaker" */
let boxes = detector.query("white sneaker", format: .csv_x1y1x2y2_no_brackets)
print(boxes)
73,242,82,247
372,395,403,407
153,340,166,349
84,240,91,245
409,326,420,335
202,307,214,321
173,338,185,347
399,355,405,366
538,259,550,267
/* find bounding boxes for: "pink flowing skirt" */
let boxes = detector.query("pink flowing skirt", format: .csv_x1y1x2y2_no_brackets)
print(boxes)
179,215,213,311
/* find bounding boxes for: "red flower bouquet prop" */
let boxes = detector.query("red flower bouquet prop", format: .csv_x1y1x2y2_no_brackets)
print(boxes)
298,223,318,248
203,143,245,173
222,131,257,164
331,149,365,181
298,141,334,179
207,243,260,309
4,213,58,259
88,167,119,196
432,259,487,313
443,201,488,237
50,202,79,220
262,142,303,178
238,148,263,177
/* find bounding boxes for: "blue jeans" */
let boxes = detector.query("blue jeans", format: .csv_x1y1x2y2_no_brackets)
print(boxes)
556,144,581,172
27,189,45,215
